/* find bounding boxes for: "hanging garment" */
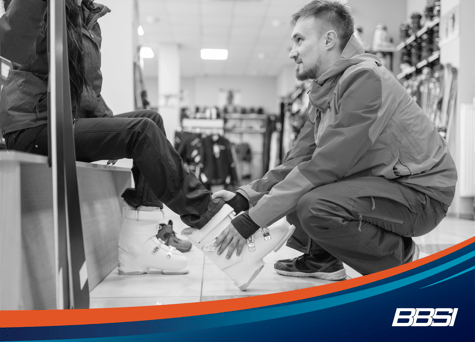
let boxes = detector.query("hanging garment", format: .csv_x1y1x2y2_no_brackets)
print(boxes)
174,131,203,175
200,134,238,189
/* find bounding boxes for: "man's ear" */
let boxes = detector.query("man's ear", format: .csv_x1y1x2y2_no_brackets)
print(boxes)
324,30,338,50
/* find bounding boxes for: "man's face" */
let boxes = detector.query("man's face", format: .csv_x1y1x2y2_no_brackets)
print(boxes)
289,16,325,81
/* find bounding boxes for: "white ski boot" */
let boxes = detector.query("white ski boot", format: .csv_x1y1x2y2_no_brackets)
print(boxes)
183,204,295,290
118,206,189,275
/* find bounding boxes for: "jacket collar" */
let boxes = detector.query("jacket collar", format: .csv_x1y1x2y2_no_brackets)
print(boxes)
308,34,372,113
82,1,111,30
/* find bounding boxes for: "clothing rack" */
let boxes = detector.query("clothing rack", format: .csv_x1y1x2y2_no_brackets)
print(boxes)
180,118,224,135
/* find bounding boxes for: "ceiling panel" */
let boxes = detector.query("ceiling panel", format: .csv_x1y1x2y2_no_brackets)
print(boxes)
201,14,234,26
138,0,311,78
202,26,230,36
233,2,269,17
169,17,201,27
200,2,235,16
231,15,263,27
166,2,200,15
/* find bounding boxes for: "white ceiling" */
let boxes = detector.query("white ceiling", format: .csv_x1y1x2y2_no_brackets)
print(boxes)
137,0,312,78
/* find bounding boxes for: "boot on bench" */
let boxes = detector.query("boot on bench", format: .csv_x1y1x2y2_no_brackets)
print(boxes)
182,204,295,290
118,206,189,275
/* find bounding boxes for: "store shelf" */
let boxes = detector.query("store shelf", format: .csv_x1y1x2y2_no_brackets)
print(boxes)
396,17,440,51
427,51,440,63
396,51,440,80
415,17,440,38
397,66,416,80
225,113,267,120
181,118,224,130
225,128,266,134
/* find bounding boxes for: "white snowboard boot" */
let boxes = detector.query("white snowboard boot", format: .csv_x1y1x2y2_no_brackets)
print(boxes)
118,206,189,275
183,204,295,290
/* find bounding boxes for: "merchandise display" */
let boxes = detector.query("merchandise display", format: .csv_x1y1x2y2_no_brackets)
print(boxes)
395,0,455,139
397,1,441,80
279,82,311,157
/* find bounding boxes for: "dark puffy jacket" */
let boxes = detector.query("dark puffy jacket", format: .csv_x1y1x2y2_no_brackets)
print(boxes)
0,0,112,136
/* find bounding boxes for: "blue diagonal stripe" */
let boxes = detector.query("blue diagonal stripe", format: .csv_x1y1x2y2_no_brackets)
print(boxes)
421,265,475,289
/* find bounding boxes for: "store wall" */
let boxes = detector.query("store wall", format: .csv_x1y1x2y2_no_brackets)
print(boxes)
98,0,136,114
144,76,278,114
347,0,406,49
439,0,475,219
406,0,428,18
181,78,196,110
143,77,158,108
277,65,301,98
181,76,279,114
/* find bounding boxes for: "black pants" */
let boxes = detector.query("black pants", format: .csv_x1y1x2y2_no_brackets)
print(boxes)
5,110,223,228
286,176,448,275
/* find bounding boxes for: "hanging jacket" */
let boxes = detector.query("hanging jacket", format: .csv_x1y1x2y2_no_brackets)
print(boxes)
175,131,203,174
0,0,112,136
200,134,238,187
237,34,457,228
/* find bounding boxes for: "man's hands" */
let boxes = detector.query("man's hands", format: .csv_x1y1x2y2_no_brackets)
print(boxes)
215,223,247,259
212,190,235,202
213,190,250,215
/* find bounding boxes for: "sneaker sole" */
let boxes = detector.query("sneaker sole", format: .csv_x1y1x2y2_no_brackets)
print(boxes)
275,268,347,281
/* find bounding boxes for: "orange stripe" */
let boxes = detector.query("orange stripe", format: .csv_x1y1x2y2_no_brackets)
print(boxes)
1,237,473,328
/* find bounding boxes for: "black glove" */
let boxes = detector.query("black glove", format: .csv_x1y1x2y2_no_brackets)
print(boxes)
227,192,249,214
231,212,260,239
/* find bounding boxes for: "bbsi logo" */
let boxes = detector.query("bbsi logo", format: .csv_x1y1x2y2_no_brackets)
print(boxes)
392,308,458,327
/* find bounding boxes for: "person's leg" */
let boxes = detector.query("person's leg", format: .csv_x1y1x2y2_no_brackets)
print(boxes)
285,211,327,254
8,114,223,228
276,211,346,280
295,176,447,275
113,110,166,209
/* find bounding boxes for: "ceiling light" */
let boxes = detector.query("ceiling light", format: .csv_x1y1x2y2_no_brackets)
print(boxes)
201,49,228,60
140,46,154,59
138,25,144,36
258,53,266,59
272,19,283,27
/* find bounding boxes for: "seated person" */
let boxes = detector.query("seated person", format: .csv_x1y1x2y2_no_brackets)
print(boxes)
0,0,294,287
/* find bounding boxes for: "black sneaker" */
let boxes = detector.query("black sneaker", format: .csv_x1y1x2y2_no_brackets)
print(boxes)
274,254,347,281
156,220,192,253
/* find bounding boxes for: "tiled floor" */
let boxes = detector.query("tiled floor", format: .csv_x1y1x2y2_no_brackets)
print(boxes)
90,208,474,308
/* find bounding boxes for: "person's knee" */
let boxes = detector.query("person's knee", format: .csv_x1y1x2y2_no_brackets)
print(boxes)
134,118,157,134
296,191,325,230
296,189,344,234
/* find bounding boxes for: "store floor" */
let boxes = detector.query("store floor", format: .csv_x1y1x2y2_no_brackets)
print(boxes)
90,208,474,308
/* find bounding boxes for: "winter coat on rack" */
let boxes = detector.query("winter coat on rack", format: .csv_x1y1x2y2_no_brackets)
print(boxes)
0,0,113,136
200,134,238,188
174,131,203,173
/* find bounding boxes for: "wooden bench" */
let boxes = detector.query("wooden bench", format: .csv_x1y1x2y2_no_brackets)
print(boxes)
0,151,131,310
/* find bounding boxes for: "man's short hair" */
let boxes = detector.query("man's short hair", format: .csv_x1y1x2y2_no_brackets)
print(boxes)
291,0,354,51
